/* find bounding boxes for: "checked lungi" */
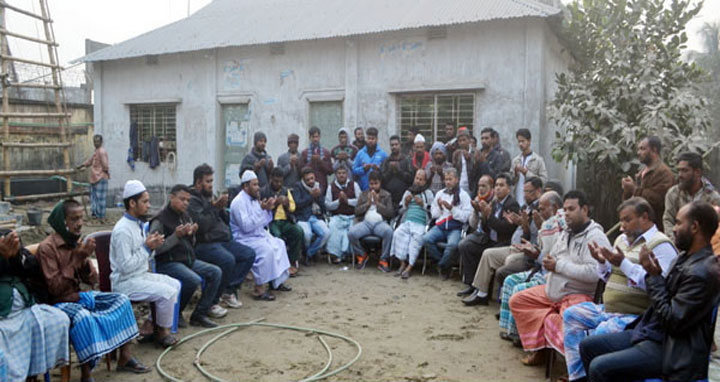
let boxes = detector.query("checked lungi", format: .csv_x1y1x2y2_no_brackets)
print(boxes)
390,221,426,265
90,179,108,219
499,270,546,337
55,291,138,367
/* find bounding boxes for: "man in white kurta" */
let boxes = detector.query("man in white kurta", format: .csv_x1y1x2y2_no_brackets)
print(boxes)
230,171,291,301
110,180,181,346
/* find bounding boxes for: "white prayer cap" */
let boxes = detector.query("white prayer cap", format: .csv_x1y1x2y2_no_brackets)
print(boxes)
123,180,146,199
414,134,426,144
241,170,258,185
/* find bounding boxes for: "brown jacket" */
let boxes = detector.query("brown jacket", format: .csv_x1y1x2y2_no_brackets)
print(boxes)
623,160,674,228
354,189,395,223
36,233,98,304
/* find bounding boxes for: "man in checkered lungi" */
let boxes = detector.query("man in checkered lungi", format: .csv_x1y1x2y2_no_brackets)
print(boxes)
77,134,110,222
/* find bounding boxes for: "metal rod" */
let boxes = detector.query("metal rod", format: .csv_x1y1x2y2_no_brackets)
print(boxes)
6,82,60,89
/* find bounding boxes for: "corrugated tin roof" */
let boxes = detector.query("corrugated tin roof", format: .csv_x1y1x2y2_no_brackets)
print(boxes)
80,0,561,63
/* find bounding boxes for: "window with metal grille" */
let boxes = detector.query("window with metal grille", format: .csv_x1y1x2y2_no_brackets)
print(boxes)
129,104,177,162
397,93,475,144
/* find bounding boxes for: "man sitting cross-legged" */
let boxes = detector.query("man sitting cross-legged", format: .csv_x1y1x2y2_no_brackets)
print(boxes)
262,168,303,276
348,170,395,271
230,171,292,301
562,197,678,382
422,167,473,279
497,191,565,345
391,168,434,279
150,184,223,328
293,167,330,266
509,190,610,366
37,199,151,379
579,201,720,382
325,165,361,264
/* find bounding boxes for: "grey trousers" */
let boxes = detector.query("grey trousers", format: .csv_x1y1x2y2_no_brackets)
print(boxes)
348,220,394,259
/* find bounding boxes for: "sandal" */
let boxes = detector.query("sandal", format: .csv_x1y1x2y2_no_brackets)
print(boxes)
156,334,178,348
270,284,292,292
117,357,152,374
252,291,276,301
137,333,155,344
401,270,411,279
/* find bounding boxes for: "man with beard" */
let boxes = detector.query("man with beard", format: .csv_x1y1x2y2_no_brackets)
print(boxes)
402,126,423,157
277,134,302,187
37,199,151,378
299,126,333,193
451,127,477,194
331,128,358,180
293,168,329,265
425,142,453,195
352,127,366,151
150,185,223,328
409,134,430,173
189,164,256,311
511,129,548,207
230,171,292,301
443,122,457,158
262,168,303,276
109,180,181,346
621,136,674,228
663,152,720,241
561,197,678,382
348,171,395,271
241,132,274,188
352,127,387,191
491,129,512,174
580,201,720,382
391,169,434,279
325,166,361,264
381,135,414,208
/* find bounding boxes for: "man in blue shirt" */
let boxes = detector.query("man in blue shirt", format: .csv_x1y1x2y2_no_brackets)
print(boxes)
352,127,387,191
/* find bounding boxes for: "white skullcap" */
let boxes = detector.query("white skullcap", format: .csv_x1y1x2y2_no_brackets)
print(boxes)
414,134,426,144
241,170,258,184
122,180,146,199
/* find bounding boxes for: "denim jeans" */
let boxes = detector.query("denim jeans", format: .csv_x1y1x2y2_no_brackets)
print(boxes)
422,226,461,270
155,259,221,317
297,215,329,257
579,330,662,382
195,241,256,300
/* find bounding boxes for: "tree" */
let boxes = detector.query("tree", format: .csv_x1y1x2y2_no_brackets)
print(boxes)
549,0,714,227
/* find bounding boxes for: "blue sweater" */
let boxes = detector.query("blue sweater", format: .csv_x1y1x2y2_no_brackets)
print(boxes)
352,146,387,191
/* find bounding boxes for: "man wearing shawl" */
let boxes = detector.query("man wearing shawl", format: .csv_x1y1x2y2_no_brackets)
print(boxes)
110,180,181,348
230,170,292,301
325,166,361,264
37,199,150,379
299,126,333,193
409,134,430,173
241,132,274,188
425,142,453,195
1,229,69,381
391,168,434,278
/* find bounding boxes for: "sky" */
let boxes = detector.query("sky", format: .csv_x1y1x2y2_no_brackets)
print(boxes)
3,0,719,69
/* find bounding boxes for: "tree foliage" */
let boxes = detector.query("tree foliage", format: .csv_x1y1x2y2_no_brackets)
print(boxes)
549,0,714,226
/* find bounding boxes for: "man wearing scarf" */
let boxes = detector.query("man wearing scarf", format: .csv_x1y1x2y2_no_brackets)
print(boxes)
422,168,473,279
391,169,435,279
241,132,274,188
352,127,387,191
425,142,453,195
409,134,430,172
381,134,414,208
325,166,361,264
262,168,303,276
331,128,358,180
348,171,395,271
277,134,302,187
402,126,428,157
299,126,333,193
150,184,223,328
292,167,329,265
110,180,181,348
37,199,151,378
230,171,292,301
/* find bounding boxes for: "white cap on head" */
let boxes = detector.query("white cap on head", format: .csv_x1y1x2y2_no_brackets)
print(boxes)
414,134,425,144
241,170,258,185
122,180,146,199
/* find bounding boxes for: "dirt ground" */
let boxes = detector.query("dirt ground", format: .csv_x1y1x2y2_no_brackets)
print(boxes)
14,205,552,382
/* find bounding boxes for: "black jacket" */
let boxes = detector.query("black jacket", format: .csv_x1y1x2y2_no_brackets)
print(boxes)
628,246,720,381
292,181,326,221
483,195,520,245
149,204,196,267
381,155,414,207
187,189,232,244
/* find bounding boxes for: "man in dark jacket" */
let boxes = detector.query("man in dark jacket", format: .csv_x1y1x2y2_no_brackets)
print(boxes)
381,135,413,208
348,171,395,271
150,185,222,328
299,127,333,193
292,167,329,265
189,164,256,311
240,132,274,188
579,201,720,382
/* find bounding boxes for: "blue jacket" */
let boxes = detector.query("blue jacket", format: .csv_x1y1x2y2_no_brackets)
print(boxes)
352,146,387,191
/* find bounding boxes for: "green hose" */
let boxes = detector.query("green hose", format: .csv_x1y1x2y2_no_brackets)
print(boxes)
155,318,362,382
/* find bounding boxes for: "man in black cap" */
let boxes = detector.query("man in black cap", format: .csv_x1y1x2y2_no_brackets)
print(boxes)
277,133,301,187
241,132,274,188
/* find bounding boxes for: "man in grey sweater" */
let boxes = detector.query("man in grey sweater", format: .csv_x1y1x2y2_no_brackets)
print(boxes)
277,134,301,187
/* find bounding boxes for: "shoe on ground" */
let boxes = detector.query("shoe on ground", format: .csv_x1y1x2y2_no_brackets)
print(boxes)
177,315,188,329
495,312,501,321
457,286,475,297
356,254,369,270
220,293,243,309
190,314,218,328
521,350,546,366
462,290,489,306
208,304,228,318
377,260,391,273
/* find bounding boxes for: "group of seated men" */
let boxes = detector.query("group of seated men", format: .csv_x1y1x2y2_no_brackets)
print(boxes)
1,124,720,382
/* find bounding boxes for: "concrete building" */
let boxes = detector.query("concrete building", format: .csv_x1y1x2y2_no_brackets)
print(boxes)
81,0,572,201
